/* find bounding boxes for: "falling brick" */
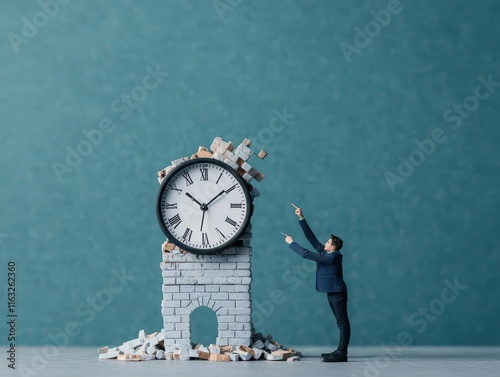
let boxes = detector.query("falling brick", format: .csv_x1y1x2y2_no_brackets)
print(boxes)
240,162,258,177
209,344,221,354
216,141,234,154
157,169,166,179
254,172,265,182
171,157,189,166
234,146,252,161
172,345,191,361
212,151,223,161
157,165,176,184
197,150,213,158
241,172,253,183
258,150,268,159
224,150,239,163
209,353,231,362
220,345,233,353
251,340,265,349
162,241,176,252
252,348,263,360
251,187,261,198
138,330,146,342
210,137,223,152
117,354,141,362
223,158,239,171
147,332,159,339
265,339,279,352
271,349,293,360
197,350,210,360
235,345,255,361
229,353,240,361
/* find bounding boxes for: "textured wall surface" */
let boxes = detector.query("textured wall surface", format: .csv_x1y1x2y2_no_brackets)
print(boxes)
161,246,253,347
0,0,499,347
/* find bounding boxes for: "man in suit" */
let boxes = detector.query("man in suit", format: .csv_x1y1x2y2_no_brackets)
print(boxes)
284,206,350,362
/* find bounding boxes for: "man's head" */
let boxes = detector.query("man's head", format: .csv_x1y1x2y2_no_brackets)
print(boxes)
324,234,343,252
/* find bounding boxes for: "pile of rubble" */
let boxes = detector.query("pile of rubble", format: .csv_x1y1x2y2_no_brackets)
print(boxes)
98,330,300,362
157,136,268,188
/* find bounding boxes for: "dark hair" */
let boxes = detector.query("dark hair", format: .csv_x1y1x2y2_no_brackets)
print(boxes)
330,235,343,251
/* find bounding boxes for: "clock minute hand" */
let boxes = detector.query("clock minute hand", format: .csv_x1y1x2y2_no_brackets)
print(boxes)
200,209,206,232
185,192,203,208
206,190,226,208
200,190,225,232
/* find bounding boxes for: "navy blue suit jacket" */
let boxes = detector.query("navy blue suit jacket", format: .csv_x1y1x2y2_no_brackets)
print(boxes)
289,219,347,293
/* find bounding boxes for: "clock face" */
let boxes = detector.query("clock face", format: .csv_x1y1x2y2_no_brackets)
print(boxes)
156,158,252,254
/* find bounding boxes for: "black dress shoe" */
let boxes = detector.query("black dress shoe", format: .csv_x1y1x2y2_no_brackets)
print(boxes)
322,353,347,362
320,351,336,358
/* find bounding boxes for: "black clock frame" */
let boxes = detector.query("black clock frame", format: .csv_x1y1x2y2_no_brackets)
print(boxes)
156,158,252,255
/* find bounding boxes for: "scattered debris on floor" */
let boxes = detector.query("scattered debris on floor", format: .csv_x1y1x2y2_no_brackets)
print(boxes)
98,330,301,362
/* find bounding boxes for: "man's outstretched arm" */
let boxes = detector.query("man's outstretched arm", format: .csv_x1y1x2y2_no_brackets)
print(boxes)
295,207,323,252
286,238,332,264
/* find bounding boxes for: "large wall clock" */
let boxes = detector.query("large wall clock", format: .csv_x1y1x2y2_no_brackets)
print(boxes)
156,158,252,254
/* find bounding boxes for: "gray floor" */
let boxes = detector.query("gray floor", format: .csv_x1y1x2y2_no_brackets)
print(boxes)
10,346,500,377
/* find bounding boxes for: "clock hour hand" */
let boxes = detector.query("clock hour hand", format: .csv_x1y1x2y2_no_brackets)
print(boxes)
206,190,226,208
185,192,204,208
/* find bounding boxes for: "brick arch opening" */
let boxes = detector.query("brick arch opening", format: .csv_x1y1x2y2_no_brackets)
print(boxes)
190,306,218,346
161,247,254,347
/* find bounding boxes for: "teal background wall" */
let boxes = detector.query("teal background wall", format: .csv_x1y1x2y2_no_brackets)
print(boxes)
1,0,499,347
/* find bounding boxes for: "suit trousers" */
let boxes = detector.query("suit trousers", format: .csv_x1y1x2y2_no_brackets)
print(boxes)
327,291,351,355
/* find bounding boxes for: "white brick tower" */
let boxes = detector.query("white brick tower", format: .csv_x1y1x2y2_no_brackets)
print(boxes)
156,137,268,349
160,244,253,347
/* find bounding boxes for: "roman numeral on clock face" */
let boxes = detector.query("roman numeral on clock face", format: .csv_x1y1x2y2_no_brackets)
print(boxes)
182,173,194,186
182,228,193,242
170,183,182,194
200,168,208,181
230,203,242,208
226,184,236,194
165,203,177,209
168,214,182,229
202,233,209,245
216,172,223,184
225,217,238,227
